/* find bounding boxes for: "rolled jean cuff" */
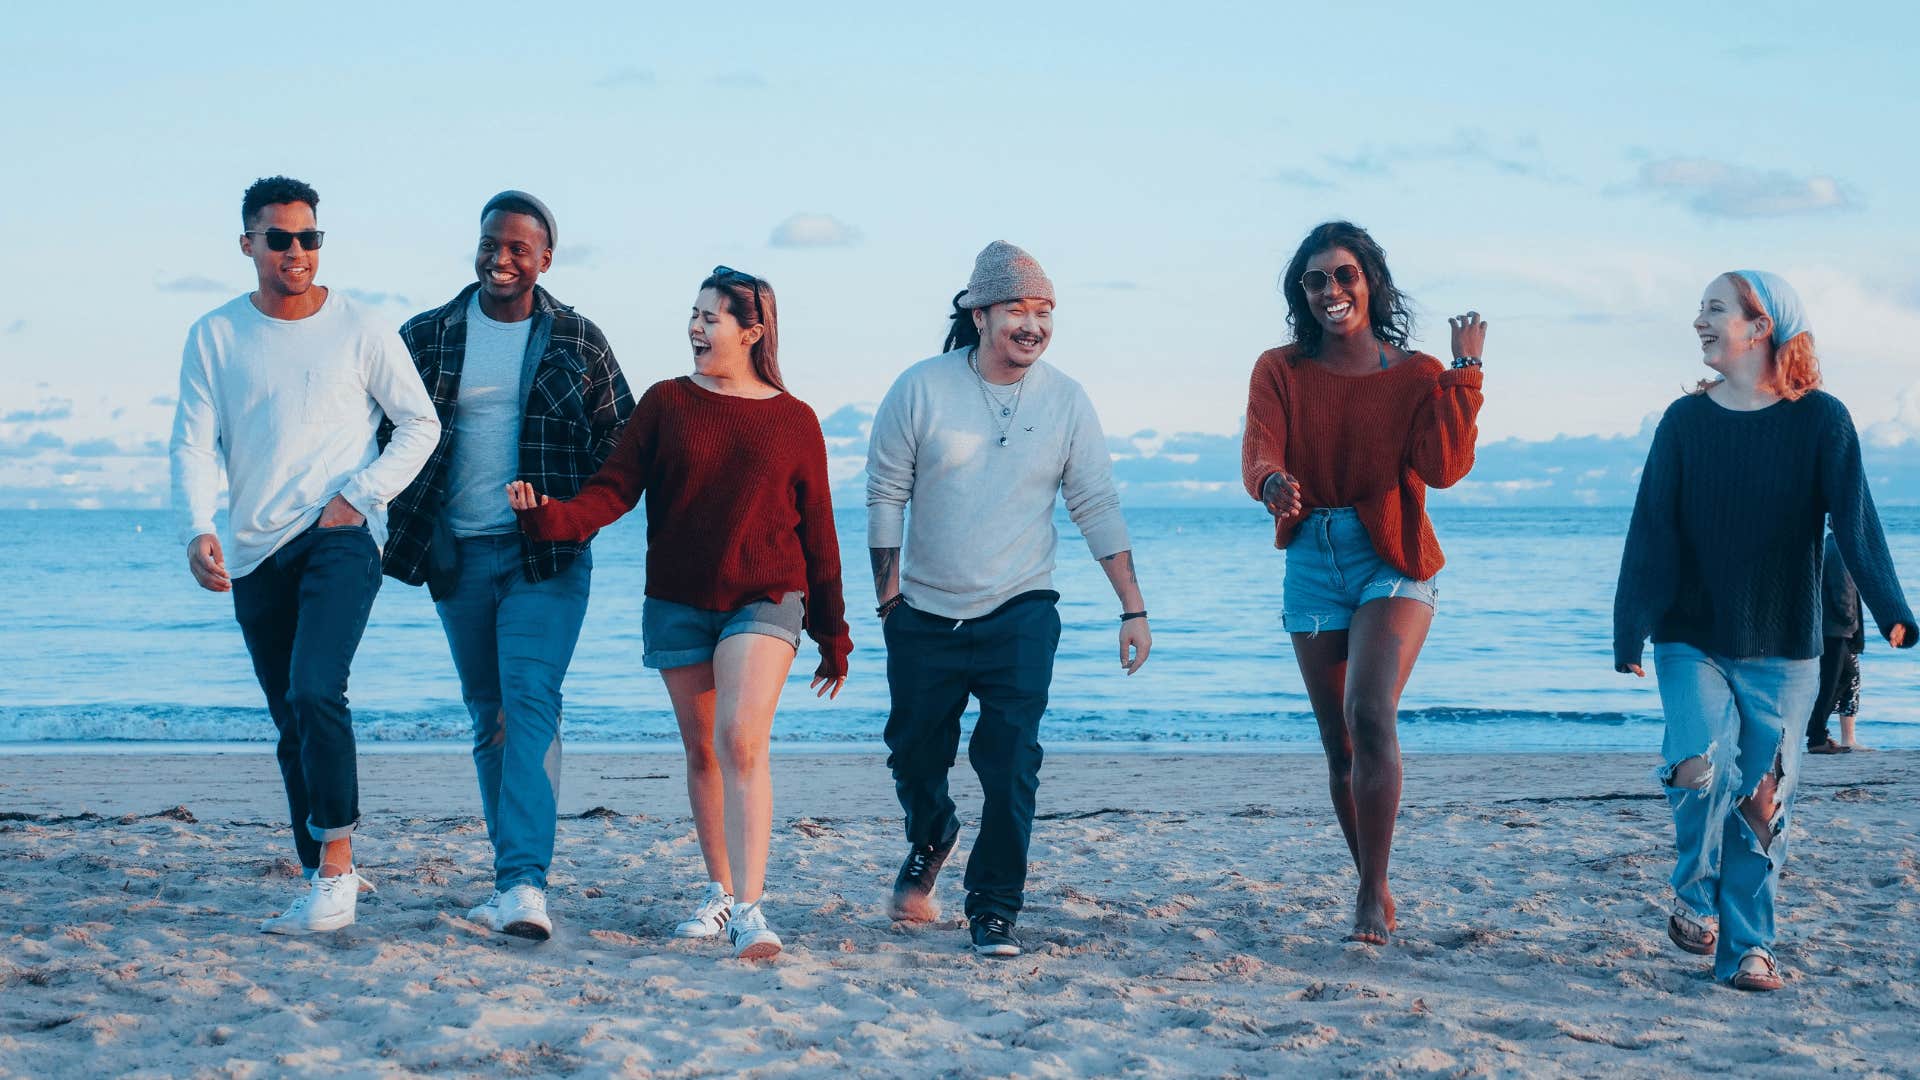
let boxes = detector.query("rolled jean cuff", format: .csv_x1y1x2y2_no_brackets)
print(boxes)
306,819,356,843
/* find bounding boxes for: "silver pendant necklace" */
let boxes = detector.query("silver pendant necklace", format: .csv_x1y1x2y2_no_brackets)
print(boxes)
969,348,1026,446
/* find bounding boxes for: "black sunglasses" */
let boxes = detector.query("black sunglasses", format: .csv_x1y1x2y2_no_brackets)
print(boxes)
711,265,765,325
1299,264,1363,293
247,229,325,252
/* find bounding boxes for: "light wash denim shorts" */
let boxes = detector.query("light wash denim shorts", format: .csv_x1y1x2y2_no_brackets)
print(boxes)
641,593,804,669
1282,507,1437,634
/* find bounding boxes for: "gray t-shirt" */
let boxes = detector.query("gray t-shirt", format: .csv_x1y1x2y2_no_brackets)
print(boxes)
443,293,531,537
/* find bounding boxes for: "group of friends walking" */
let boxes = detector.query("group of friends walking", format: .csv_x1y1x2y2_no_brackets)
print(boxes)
169,176,1914,990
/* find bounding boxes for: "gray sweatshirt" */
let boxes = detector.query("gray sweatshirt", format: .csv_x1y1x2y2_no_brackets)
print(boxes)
866,349,1131,620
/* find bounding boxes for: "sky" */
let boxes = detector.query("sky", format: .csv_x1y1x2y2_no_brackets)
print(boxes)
3,0,1919,506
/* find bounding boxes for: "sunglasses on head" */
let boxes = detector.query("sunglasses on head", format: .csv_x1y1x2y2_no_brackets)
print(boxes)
1300,264,1363,293
247,229,325,252
711,265,765,325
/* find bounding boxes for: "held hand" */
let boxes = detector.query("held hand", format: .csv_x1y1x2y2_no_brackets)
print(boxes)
1119,618,1151,675
1261,471,1302,518
1893,624,1911,649
505,480,551,512
810,673,847,700
317,494,366,529
1623,664,1646,678
187,533,230,593
1448,311,1489,360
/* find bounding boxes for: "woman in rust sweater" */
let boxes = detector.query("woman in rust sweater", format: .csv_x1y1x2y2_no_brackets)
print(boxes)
1241,221,1485,945
508,267,851,961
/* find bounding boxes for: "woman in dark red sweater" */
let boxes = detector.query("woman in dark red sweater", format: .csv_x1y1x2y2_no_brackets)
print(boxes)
1241,221,1485,945
508,267,850,961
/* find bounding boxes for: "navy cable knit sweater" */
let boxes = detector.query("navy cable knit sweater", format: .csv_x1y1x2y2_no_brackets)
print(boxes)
1613,390,1916,670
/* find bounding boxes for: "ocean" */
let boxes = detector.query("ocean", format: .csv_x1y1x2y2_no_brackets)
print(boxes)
3,507,1917,753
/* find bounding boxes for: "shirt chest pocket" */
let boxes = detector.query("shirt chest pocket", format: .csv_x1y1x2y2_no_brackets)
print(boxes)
304,372,365,424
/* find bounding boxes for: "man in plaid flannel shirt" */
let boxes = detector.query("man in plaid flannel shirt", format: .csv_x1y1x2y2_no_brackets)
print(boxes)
381,191,633,940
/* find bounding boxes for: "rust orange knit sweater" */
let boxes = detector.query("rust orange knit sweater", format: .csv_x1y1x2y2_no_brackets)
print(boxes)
1241,346,1483,580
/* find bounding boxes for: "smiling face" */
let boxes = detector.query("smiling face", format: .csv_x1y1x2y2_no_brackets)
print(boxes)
972,298,1053,369
241,201,319,298
474,210,552,308
1695,274,1772,374
688,286,762,377
1302,247,1370,340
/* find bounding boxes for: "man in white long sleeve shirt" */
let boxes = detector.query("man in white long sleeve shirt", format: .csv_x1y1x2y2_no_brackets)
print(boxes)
169,176,439,934
866,241,1152,957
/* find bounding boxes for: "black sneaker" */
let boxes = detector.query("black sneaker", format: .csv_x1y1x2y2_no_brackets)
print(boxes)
889,835,956,922
969,914,1023,957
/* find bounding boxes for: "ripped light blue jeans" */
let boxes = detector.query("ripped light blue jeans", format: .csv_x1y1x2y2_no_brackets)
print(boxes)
1653,642,1819,981
1282,507,1437,634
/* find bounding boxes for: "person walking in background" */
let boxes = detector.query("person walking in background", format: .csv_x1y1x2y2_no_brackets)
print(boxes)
510,266,849,961
383,192,634,941
169,176,440,934
1805,532,1866,755
867,241,1153,958
1240,220,1485,947
1615,270,1915,991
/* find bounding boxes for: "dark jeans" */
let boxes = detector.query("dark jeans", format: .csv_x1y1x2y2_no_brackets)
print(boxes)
1805,635,1855,748
232,522,383,870
882,590,1060,921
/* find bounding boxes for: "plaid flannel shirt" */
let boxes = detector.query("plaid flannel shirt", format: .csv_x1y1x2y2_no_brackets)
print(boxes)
380,283,634,585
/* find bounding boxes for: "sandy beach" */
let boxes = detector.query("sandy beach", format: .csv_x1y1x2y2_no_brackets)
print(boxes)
2,748,1915,1078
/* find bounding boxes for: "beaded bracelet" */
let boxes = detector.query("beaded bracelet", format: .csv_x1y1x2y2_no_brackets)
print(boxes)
1452,356,1482,369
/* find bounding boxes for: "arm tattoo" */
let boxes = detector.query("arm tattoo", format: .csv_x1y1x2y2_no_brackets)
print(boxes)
870,547,900,601
1100,550,1140,587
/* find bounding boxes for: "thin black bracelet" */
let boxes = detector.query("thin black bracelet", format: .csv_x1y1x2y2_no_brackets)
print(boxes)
1120,611,1148,622
877,594,905,619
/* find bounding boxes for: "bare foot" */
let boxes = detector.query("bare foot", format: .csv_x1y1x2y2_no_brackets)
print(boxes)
1347,888,1395,944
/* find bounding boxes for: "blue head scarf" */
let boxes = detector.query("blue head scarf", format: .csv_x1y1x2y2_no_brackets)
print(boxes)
1732,270,1811,348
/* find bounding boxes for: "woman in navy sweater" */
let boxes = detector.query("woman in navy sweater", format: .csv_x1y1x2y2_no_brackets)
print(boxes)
1614,270,1914,991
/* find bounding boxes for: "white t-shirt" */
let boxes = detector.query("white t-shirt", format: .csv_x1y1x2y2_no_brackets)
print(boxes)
169,288,441,578
443,293,533,537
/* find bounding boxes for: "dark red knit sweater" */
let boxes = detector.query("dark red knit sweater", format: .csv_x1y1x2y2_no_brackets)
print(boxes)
1241,347,1484,580
517,377,852,678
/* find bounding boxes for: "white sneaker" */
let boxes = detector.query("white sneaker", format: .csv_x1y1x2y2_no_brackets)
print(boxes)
466,892,503,931
727,900,782,960
261,867,366,935
673,881,735,939
497,884,552,941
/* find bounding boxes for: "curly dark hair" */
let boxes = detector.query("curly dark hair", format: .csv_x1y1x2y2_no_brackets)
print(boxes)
1279,221,1413,359
241,176,319,228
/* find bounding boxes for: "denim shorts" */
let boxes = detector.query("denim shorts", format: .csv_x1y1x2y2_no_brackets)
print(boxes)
1282,507,1437,634
641,593,805,669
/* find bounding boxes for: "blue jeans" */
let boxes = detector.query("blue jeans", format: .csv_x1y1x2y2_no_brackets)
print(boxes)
1653,642,1819,981
435,535,592,891
232,522,384,871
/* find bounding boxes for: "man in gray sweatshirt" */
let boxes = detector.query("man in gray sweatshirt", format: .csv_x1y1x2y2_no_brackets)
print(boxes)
866,241,1152,957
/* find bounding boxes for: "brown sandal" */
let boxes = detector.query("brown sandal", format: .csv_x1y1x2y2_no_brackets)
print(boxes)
1731,948,1783,991
1667,907,1716,956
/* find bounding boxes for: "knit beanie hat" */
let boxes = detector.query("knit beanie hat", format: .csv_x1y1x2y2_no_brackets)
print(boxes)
482,190,557,251
956,241,1054,309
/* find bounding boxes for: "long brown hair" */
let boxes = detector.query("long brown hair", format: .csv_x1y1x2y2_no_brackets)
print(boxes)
1693,272,1821,400
700,267,785,390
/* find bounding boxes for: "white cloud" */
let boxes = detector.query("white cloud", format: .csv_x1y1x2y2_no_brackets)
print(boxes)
769,213,861,249
1632,158,1855,218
